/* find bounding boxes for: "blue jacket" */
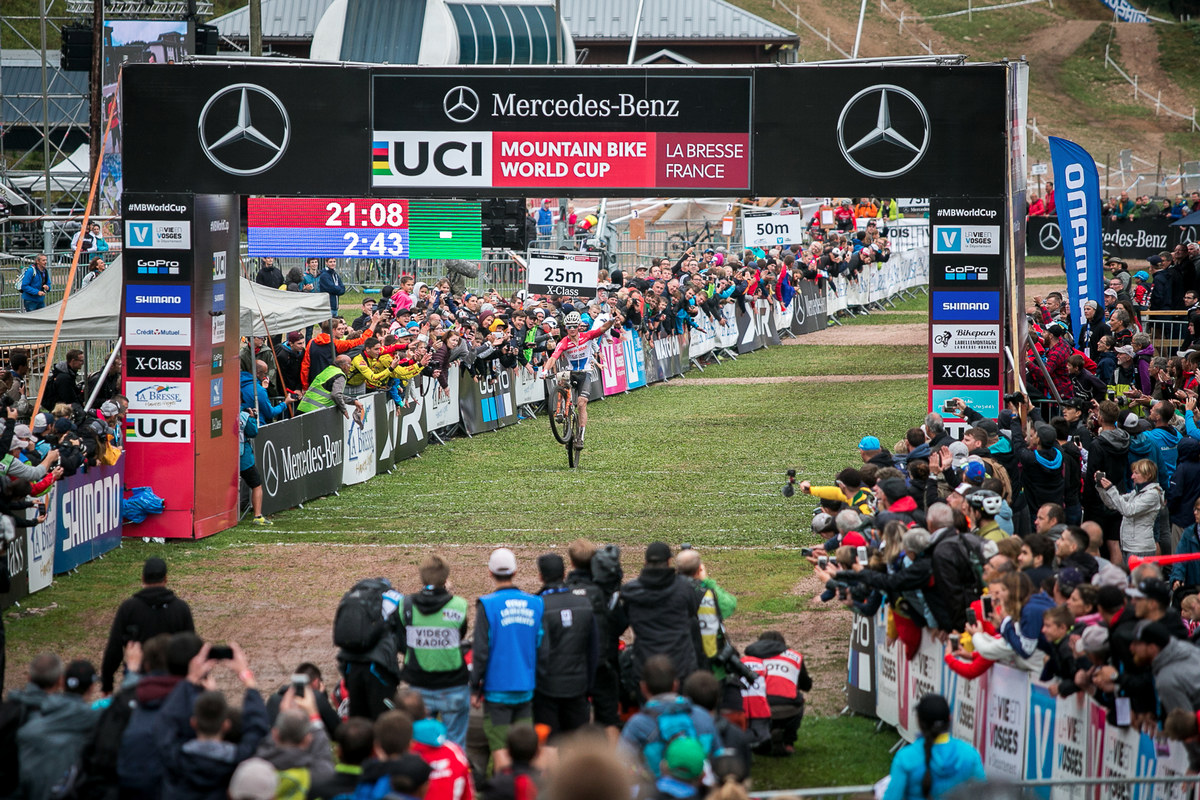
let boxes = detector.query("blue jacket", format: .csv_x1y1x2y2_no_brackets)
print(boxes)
1170,524,1200,588
239,410,258,471
882,735,984,800
471,587,543,697
239,371,287,422
618,693,719,778
1001,590,1055,658
1168,437,1200,528
156,680,269,800
20,265,48,303
1129,424,1181,489
318,268,346,312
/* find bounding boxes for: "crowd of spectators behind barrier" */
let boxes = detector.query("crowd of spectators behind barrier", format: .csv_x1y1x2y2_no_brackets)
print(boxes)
0,538,815,800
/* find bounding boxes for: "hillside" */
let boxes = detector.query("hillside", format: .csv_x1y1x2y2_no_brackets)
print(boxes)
735,0,1200,191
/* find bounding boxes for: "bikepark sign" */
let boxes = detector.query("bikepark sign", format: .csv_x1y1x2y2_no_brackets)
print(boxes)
123,63,1008,198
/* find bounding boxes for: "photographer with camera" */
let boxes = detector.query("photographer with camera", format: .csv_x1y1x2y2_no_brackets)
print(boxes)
676,547,754,724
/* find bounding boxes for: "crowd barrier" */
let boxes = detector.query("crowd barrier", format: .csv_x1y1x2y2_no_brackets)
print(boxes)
0,456,125,610
250,249,929,517
846,612,1196,799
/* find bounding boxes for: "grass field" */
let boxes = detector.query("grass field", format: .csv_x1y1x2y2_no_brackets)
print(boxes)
3,325,921,790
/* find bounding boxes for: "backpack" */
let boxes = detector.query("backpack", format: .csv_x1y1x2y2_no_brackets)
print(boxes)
945,531,989,598
333,579,390,653
641,696,699,774
590,545,623,597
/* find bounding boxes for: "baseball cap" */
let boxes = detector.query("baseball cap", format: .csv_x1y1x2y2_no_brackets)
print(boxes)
841,530,868,548
64,659,97,694
878,478,908,503
1083,300,1100,311
1119,410,1142,431
53,418,73,435
12,424,33,448
1132,619,1171,648
663,737,706,781
976,419,999,438
811,512,835,534
100,400,120,418
1075,625,1109,655
1127,578,1171,606
857,435,881,451
948,441,970,468
1134,270,1150,281
645,541,672,563
964,461,987,483
1116,345,1136,358
228,758,278,800
488,548,517,577
142,557,167,583
1046,322,1067,336
1148,255,1164,266
1104,288,1119,298
31,412,51,434
287,331,304,343
416,334,429,344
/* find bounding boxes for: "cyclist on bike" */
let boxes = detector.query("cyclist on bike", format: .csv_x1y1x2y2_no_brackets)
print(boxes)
540,310,617,449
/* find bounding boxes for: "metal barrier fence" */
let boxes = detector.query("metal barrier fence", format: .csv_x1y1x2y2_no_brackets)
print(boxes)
1144,310,1191,356
0,249,122,312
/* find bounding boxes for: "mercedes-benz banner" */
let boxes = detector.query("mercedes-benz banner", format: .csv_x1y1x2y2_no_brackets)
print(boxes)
123,63,1010,198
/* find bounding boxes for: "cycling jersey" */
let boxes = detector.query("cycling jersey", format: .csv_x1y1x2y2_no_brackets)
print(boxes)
548,327,607,373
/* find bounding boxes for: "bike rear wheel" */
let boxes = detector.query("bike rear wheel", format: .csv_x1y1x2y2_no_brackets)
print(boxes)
549,389,573,445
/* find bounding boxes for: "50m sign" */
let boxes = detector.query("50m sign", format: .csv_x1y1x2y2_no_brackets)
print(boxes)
526,250,600,302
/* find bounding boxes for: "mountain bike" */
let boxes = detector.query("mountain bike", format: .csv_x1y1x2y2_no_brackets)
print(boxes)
666,220,721,257
548,369,584,468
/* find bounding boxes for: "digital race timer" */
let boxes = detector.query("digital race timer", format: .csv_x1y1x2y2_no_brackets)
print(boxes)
246,198,483,260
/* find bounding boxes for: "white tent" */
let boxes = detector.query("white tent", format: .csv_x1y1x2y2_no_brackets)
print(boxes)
0,256,333,343
240,278,332,337
9,144,89,193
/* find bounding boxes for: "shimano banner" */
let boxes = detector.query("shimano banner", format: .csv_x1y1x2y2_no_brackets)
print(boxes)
1049,137,1103,333
54,460,125,573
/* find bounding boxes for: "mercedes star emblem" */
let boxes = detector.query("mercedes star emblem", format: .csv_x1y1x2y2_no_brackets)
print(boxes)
444,86,480,124
1183,226,1198,245
197,84,290,176
1039,221,1062,251
262,440,279,498
836,84,930,179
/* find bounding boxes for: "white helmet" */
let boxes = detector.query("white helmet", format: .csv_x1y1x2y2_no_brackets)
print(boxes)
564,311,583,327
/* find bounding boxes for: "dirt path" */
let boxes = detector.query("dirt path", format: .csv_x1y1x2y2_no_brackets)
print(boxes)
783,323,927,346
1112,23,1192,117
1021,20,1101,95
683,374,924,386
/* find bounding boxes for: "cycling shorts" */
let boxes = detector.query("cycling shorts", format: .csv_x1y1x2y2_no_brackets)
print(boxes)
570,370,593,401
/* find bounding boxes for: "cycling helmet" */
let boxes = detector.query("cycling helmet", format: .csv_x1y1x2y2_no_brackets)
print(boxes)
564,311,583,328
965,489,1003,516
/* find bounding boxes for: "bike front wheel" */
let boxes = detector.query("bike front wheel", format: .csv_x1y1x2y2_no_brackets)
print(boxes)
549,391,573,445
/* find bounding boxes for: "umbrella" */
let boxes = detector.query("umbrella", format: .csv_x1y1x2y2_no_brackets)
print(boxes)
1169,209,1200,227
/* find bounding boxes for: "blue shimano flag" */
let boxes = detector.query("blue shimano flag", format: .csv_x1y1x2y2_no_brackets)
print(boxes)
1049,136,1103,333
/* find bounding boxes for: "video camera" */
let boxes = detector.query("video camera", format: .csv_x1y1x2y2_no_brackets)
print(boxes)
782,468,796,498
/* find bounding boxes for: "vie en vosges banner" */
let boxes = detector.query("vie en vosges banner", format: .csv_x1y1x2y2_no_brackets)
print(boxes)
1049,136,1103,333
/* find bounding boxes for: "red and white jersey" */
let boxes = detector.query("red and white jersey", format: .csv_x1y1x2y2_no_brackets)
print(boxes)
548,327,606,372
412,740,475,800
763,649,804,700
740,656,770,720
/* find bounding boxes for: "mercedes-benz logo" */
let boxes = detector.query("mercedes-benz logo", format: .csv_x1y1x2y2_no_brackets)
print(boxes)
197,84,290,176
836,84,930,179
1182,226,1198,245
262,440,279,498
1039,221,1062,251
793,296,806,328
443,86,480,123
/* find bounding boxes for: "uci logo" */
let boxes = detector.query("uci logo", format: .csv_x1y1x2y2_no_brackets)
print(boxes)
373,132,492,187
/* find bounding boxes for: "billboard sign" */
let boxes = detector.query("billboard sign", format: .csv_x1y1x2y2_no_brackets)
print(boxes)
526,250,600,302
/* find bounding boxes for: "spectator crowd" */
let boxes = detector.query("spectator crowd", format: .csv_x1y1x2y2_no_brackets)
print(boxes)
0,537,809,800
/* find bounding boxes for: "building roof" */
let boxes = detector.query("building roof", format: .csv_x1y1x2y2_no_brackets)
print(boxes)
0,51,89,128
560,0,796,41
211,0,796,43
212,0,336,39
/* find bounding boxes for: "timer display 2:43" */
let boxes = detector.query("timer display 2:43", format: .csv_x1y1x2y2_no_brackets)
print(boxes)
342,231,405,257
324,201,406,228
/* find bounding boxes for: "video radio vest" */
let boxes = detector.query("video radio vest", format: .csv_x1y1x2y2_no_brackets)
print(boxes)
404,595,468,673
